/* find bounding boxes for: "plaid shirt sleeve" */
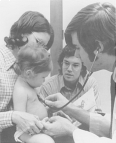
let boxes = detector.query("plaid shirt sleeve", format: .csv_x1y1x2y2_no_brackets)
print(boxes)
0,48,17,112
0,111,13,131
0,47,17,130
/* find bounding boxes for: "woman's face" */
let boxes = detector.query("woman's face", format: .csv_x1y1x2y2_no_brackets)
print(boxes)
25,32,50,49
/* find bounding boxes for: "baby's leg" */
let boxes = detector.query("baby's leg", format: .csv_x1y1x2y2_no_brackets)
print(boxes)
20,133,55,143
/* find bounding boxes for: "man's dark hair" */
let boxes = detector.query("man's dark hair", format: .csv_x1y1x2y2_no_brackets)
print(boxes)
58,44,87,77
65,3,116,61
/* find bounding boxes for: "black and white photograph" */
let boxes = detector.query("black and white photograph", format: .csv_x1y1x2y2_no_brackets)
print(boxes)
0,0,116,143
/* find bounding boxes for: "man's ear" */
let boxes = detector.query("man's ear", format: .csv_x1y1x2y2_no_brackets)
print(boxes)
94,40,104,55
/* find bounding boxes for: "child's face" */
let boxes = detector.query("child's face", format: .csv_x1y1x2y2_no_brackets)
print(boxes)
28,71,50,88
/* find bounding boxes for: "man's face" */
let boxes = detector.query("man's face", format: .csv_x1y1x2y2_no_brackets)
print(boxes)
71,32,93,72
62,56,82,84
71,32,115,72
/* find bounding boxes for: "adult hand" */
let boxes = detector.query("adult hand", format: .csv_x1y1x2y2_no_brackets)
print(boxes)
12,111,43,135
42,116,76,137
45,93,69,109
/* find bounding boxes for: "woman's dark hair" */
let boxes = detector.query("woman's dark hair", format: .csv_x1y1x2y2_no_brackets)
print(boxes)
65,2,116,61
4,11,54,50
14,43,51,75
58,44,87,77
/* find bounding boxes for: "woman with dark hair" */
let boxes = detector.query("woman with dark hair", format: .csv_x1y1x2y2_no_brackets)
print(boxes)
0,11,54,143
5,11,54,50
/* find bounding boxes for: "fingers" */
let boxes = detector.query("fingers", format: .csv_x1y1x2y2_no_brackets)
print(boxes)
19,121,29,133
45,100,55,107
23,117,43,134
26,127,35,135
41,119,51,131
35,119,43,130
34,115,40,120
31,122,41,134
13,111,44,134
21,120,41,134
42,117,49,122
45,94,57,101
48,116,58,123
43,129,54,136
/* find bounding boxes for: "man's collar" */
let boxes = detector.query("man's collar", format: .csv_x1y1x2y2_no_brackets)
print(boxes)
59,74,86,90
0,46,16,70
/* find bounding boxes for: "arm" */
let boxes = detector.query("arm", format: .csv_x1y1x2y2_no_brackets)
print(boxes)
45,93,112,137
13,85,44,134
0,52,10,112
90,77,101,110
73,128,114,143
64,76,101,128
42,116,114,143
13,85,27,112
84,76,101,111
0,111,43,134
0,111,13,130
64,105,111,137
45,93,90,127
0,53,14,130
63,103,90,127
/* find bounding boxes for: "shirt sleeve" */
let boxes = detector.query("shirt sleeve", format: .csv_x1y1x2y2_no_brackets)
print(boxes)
91,78,101,109
39,76,59,98
73,128,114,143
84,76,101,111
0,69,11,111
0,111,13,131
90,113,111,137
39,85,51,98
0,52,5,67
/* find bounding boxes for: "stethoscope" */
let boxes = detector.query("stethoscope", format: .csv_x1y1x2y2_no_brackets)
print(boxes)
38,49,99,114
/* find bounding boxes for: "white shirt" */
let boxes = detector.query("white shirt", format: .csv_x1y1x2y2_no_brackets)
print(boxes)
73,128,116,143
72,68,116,143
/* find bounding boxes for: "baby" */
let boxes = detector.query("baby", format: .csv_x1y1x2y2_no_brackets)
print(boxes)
13,43,54,143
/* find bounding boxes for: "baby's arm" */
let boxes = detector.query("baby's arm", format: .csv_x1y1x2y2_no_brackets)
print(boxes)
13,85,27,112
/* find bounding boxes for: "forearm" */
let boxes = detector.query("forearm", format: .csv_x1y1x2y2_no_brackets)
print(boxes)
89,113,111,137
63,103,90,127
63,104,111,137
0,111,13,130
73,128,113,143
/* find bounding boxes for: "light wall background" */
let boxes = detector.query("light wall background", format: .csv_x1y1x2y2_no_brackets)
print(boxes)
0,0,50,45
0,0,115,113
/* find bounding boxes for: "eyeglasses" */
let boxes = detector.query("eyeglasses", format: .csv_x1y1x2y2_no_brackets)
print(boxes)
32,33,48,49
63,61,80,71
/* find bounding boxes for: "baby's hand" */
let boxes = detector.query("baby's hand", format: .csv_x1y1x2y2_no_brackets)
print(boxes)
54,111,73,122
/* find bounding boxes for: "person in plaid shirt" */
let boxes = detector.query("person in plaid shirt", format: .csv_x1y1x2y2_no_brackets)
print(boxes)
0,11,54,142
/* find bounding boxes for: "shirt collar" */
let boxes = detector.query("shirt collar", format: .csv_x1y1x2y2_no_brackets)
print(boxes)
59,74,86,90
0,46,16,70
